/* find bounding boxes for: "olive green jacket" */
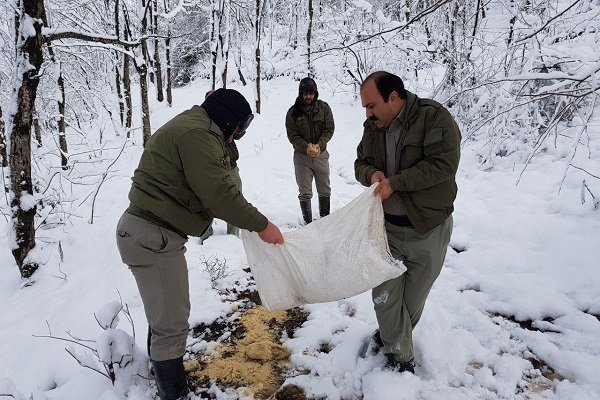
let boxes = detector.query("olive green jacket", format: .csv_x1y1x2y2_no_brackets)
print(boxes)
355,91,461,233
128,106,267,236
286,99,335,152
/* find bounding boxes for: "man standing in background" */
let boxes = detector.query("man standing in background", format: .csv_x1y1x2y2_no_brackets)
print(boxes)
355,71,461,373
286,77,335,224
116,89,283,400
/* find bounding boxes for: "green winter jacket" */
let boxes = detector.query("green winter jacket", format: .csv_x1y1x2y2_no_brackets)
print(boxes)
286,99,335,152
128,105,267,236
355,91,461,233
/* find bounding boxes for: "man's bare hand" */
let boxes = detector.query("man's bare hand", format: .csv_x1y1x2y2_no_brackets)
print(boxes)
307,143,321,157
258,221,284,244
374,179,393,200
370,171,386,184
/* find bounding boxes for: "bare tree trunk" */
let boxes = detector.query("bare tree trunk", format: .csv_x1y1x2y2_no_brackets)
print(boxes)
254,0,261,113
220,0,230,88
221,30,229,88
307,0,313,75
0,107,6,167
114,0,125,126
146,0,155,84
14,1,20,53
32,106,42,146
42,9,69,169
57,72,68,169
153,0,164,101
139,64,151,146
447,3,458,86
123,54,133,132
165,34,173,105
234,12,246,86
8,0,45,278
141,0,152,83
210,0,219,90
122,23,133,132
115,62,125,125
127,0,152,144
163,0,173,105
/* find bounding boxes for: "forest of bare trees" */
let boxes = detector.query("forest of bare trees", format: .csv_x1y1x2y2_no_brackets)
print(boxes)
0,0,598,280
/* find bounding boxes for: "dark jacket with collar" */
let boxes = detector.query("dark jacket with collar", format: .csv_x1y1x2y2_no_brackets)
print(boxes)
286,99,335,152
354,91,461,233
128,106,267,236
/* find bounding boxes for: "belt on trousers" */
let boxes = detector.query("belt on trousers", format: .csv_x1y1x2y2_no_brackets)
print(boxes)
127,204,188,239
384,213,414,227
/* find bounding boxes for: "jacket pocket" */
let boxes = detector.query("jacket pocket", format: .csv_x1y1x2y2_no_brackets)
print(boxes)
423,128,445,155
401,133,424,167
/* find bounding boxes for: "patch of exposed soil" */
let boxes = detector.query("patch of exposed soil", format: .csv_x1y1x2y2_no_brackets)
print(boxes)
488,312,566,395
186,277,308,399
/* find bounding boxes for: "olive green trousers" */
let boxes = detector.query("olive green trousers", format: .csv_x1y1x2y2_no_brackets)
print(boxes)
373,215,453,362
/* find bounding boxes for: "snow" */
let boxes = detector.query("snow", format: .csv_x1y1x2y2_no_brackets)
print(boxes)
1,76,600,399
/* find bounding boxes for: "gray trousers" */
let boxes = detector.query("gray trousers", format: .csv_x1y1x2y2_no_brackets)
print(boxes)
293,150,331,201
373,215,453,362
116,212,190,362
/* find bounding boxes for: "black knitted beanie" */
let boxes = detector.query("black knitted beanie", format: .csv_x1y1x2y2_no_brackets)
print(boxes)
201,89,252,140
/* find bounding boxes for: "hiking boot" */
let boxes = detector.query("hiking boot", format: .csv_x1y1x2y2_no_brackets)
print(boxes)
150,356,190,400
384,353,415,374
318,196,330,217
359,329,384,357
300,200,312,224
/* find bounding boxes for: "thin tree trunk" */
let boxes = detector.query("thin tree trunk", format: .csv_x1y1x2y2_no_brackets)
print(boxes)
210,0,219,90
8,0,45,278
447,3,458,86
14,1,20,54
221,29,229,88
114,0,125,126
165,34,173,105
115,62,125,125
32,106,42,146
138,64,151,146
57,72,68,168
220,0,229,88
147,0,155,84
307,0,313,75
123,54,133,132
42,9,68,169
141,0,152,84
235,13,246,86
0,107,7,167
255,0,261,113
153,0,164,101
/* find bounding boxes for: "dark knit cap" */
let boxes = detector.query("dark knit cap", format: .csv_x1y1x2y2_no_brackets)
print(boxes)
299,77,318,95
292,77,319,118
201,89,252,140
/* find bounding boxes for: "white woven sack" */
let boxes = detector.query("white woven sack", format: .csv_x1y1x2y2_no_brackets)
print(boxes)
242,184,406,311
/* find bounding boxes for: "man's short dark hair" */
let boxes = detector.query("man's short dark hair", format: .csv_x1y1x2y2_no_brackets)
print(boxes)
362,71,407,102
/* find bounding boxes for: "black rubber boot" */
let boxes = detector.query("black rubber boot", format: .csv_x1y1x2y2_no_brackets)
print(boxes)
150,356,190,400
319,196,330,217
300,200,312,224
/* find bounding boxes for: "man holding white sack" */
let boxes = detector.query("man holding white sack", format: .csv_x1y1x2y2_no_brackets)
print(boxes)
355,71,461,373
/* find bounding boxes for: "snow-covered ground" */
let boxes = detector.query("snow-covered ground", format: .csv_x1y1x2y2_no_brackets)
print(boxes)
1,77,600,399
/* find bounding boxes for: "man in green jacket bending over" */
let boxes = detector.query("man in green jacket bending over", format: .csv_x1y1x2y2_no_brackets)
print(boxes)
116,89,283,400
355,71,460,374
